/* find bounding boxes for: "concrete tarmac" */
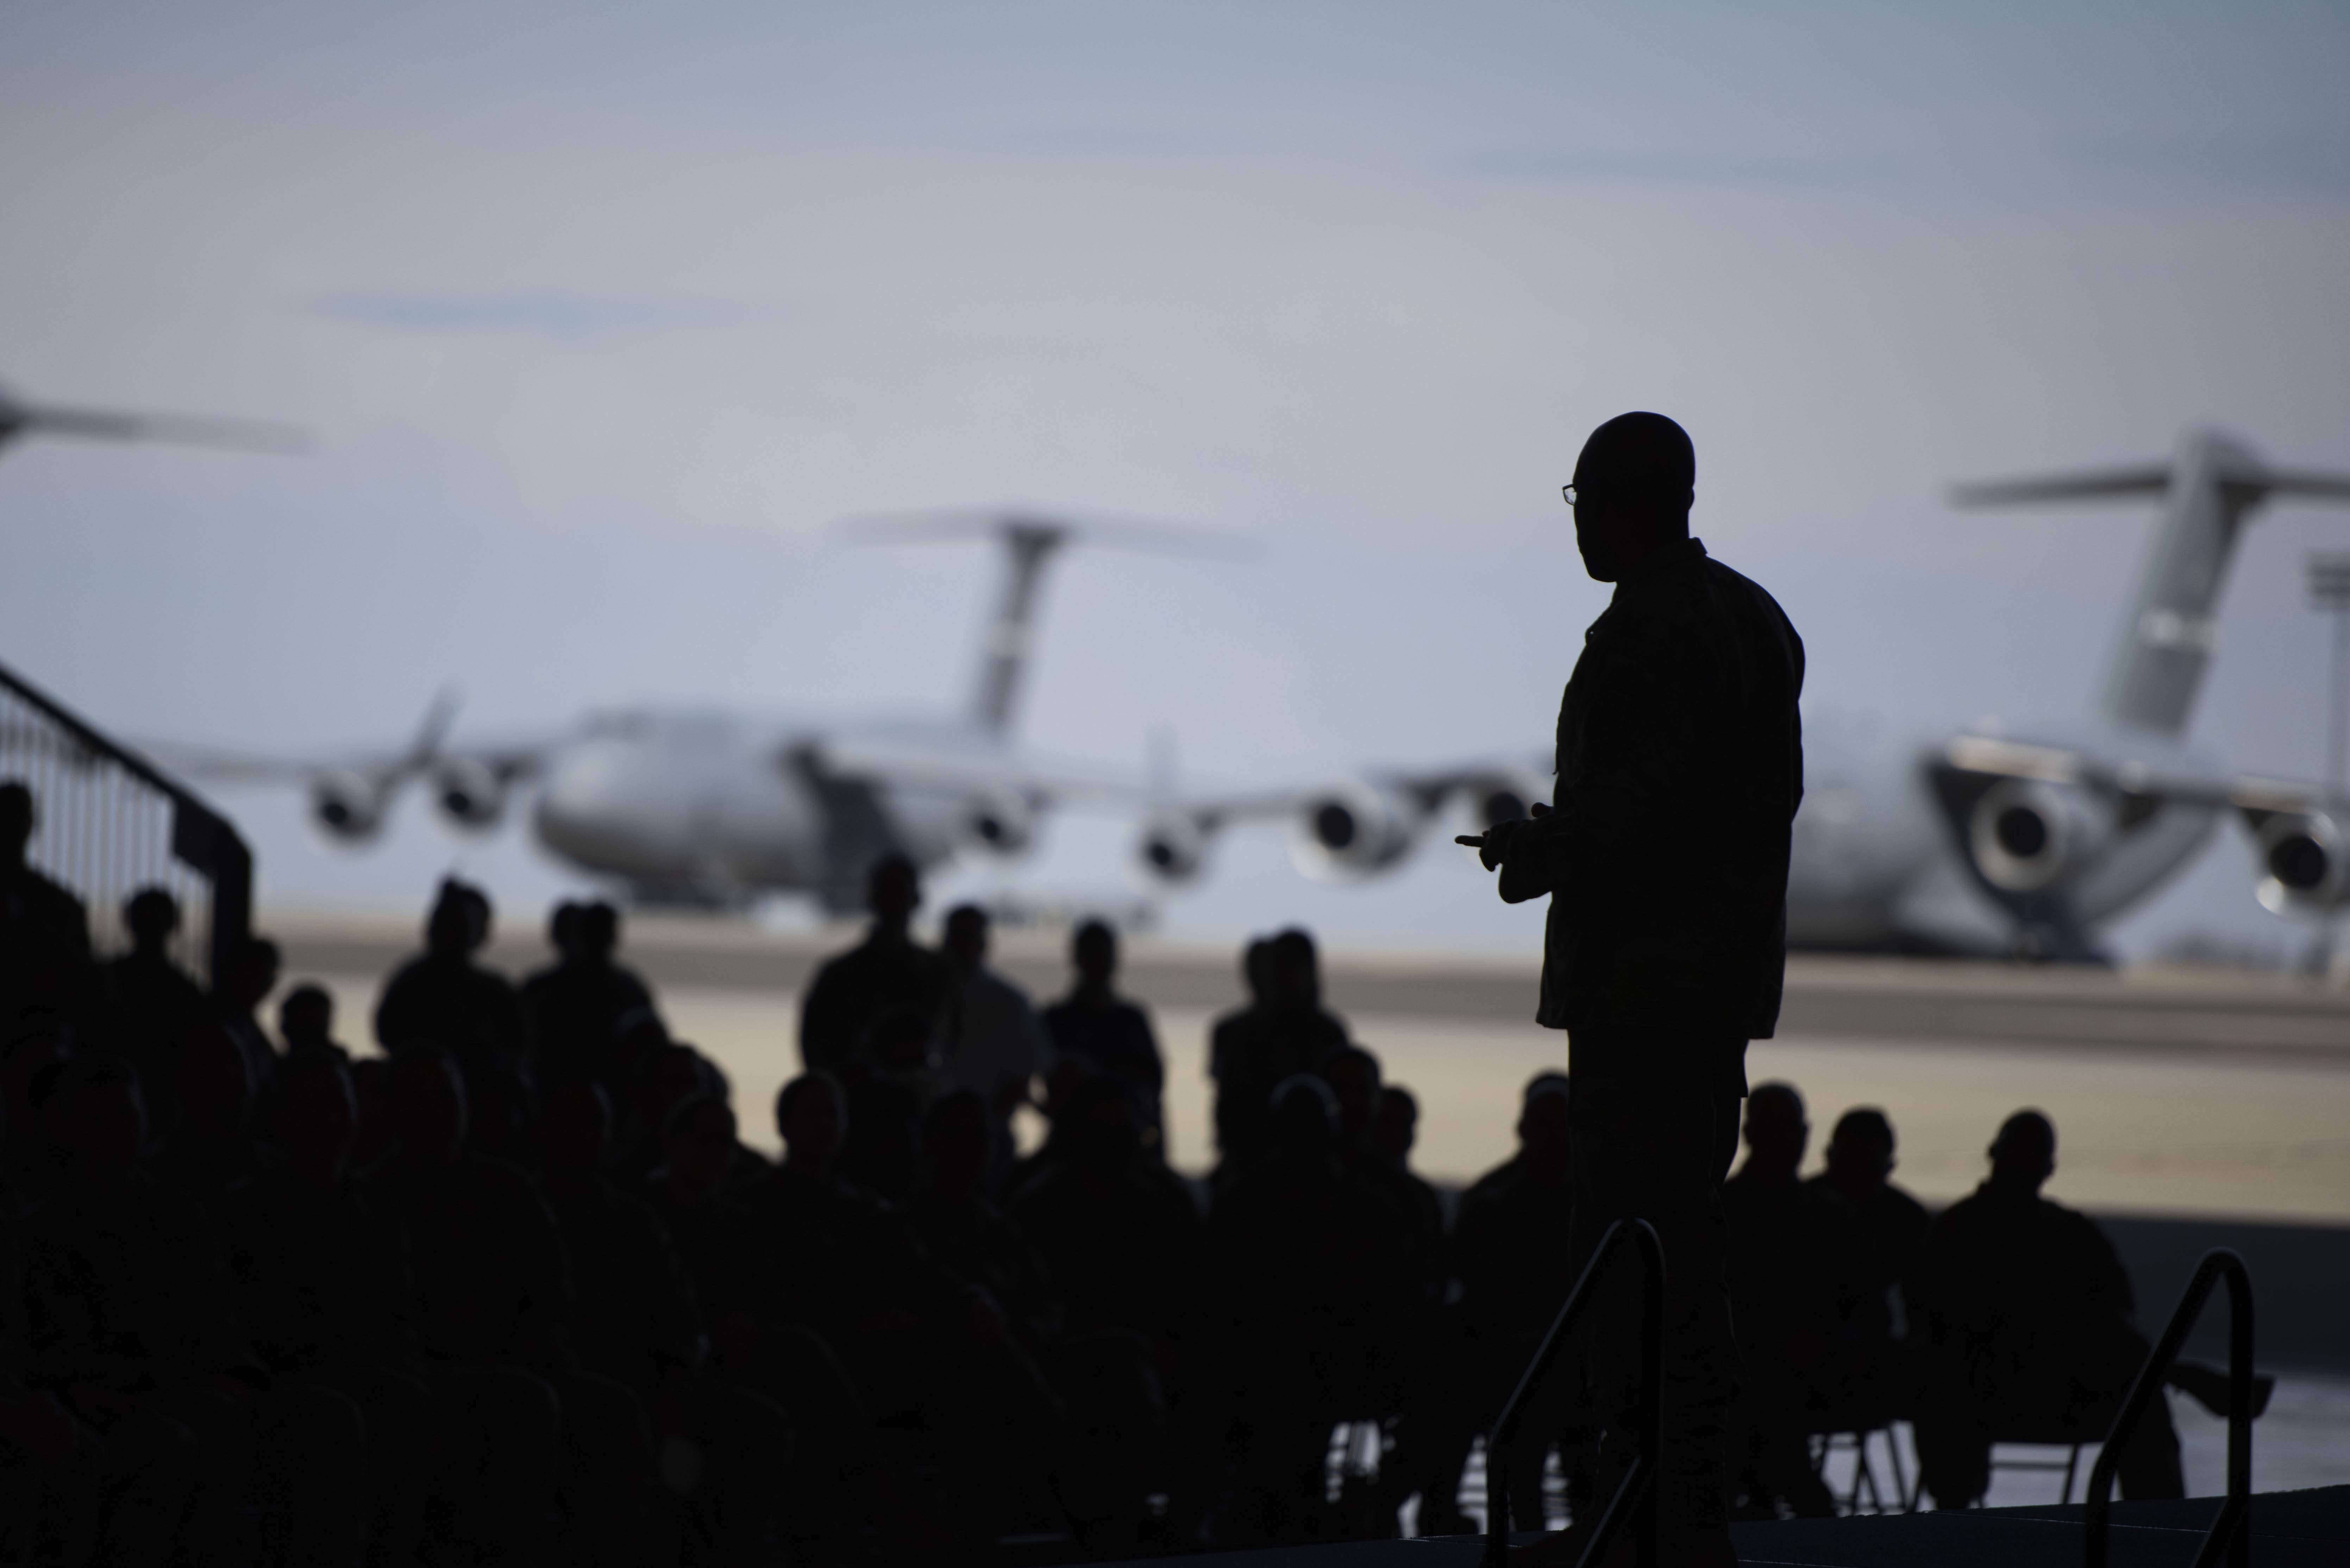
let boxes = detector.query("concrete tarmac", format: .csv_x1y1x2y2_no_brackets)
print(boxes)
272,909,2350,1223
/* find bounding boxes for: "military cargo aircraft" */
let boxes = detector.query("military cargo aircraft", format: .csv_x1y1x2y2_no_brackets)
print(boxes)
1154,430,2350,959
156,515,1210,912
134,430,2349,957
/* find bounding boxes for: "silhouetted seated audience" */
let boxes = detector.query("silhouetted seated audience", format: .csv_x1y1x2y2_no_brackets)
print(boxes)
368,1046,652,1564
1207,1075,1467,1542
797,854,943,1075
21,1056,366,1566
373,878,528,1066
1041,919,1167,1157
1913,1110,2183,1508
851,1007,947,1114
275,981,349,1060
1450,1072,1592,1529
219,1049,436,1564
538,1078,793,1564
1319,1044,1443,1297
1722,1083,1885,1519
524,900,654,1090
1811,1107,1931,1339
1208,929,1347,1187
646,1090,935,1562
913,1090,1161,1548
1,819,2279,1557
753,1069,1119,1555
150,1021,265,1216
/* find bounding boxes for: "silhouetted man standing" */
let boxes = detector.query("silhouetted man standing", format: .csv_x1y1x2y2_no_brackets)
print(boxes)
1464,411,1804,1562
797,855,944,1075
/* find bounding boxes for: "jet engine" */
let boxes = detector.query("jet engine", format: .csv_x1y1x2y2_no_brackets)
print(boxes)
1966,777,2112,893
1461,771,1546,830
2253,811,2344,913
311,773,386,841
1293,785,1420,879
434,758,506,830
966,797,1035,855
1136,815,1207,883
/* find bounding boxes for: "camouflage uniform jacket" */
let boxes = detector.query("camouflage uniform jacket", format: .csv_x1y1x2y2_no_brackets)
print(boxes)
1498,538,1804,1040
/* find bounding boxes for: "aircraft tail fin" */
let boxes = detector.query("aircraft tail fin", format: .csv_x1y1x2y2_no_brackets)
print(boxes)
1955,429,2350,735
853,511,1249,738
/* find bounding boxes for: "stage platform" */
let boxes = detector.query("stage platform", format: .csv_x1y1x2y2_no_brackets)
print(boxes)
1100,1487,2350,1568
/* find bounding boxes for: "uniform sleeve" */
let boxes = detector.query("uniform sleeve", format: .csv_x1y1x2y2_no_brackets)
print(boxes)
1517,636,1705,905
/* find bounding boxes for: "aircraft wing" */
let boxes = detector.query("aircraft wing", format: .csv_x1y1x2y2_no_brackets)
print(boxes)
1133,752,1552,882
808,732,1143,806
121,697,560,840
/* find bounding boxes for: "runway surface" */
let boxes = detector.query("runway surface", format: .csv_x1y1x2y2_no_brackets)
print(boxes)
269,911,2350,1222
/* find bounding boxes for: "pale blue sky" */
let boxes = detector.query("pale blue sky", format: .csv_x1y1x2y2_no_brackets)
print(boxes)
3,1,2347,957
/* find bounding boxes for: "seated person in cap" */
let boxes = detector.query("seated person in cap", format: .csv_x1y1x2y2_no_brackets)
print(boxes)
912,1090,1155,1550
750,1070,1062,1556
366,1047,651,1566
1722,1083,1885,1520
1913,1109,2184,1509
537,1079,791,1564
219,1050,441,1565
1207,1075,1465,1543
274,983,350,1060
149,1021,266,1218
1450,1072,1593,1530
646,1091,936,1562
1809,1107,1931,1340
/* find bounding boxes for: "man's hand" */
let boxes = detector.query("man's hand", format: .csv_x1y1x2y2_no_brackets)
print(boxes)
1456,802,1550,870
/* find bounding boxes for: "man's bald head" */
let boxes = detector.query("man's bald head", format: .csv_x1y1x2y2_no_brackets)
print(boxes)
1569,412,1695,581
1575,413,1694,518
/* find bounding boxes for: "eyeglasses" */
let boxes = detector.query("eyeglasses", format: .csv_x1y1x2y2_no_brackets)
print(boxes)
1562,484,1586,507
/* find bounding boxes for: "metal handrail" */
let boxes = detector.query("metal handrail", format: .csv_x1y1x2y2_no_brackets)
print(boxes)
1483,1218,1666,1568
2083,1248,2255,1568
0,656,251,984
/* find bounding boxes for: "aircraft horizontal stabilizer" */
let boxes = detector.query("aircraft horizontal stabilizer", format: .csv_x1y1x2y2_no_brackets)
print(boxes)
1952,465,2172,506
848,509,1256,559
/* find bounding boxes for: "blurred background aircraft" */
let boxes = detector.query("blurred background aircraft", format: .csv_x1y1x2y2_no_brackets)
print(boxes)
1146,430,2350,959
144,515,1237,912
4,2,2346,964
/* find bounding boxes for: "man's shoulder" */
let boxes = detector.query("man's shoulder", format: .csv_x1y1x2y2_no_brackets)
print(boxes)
1457,1154,1521,1213
1880,1182,1932,1226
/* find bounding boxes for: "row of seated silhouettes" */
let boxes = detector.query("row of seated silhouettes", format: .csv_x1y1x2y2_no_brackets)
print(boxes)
785,850,2230,1533
1720,1083,2269,1518
4,799,2248,1557
2,887,1173,1561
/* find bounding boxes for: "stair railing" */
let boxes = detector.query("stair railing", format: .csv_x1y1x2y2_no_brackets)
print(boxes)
1483,1217,1666,1568
0,657,251,986
2083,1247,2254,1568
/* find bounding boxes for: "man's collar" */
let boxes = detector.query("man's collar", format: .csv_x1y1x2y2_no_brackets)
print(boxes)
1615,535,1706,590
